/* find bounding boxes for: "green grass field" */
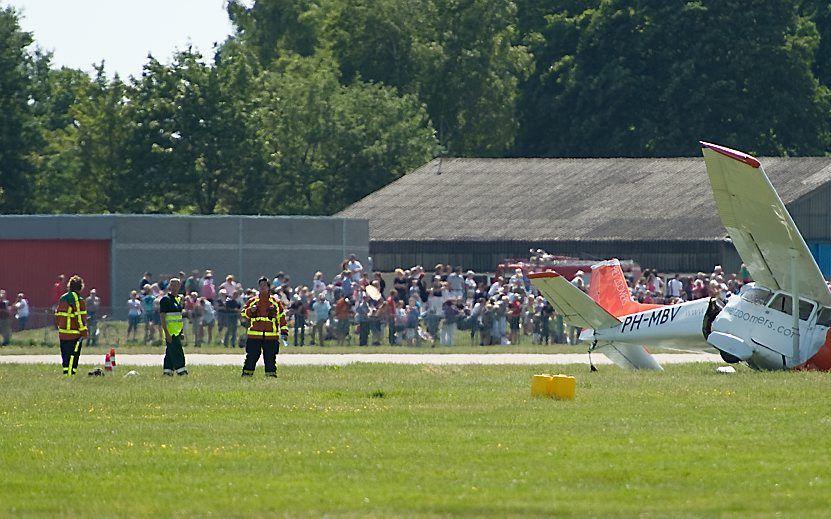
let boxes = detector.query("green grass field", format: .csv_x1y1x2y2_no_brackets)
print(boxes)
2,363,830,517
1,320,589,354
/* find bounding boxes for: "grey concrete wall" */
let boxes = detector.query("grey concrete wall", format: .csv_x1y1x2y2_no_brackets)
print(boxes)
0,215,369,317
113,216,368,316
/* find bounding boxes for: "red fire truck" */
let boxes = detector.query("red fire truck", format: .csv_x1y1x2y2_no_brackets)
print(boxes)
496,255,641,285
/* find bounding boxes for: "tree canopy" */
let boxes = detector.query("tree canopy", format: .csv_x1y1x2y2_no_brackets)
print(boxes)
0,1,829,215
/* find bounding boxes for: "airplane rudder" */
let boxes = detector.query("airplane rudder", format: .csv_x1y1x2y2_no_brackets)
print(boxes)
589,258,630,314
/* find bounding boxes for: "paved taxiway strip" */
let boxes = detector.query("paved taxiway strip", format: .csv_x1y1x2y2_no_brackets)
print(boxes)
0,353,723,366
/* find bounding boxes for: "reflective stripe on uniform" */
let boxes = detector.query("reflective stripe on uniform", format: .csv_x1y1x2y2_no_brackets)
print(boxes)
245,297,287,337
72,292,87,332
57,292,87,335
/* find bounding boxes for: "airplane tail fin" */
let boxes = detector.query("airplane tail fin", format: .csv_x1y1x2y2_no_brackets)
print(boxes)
588,259,662,317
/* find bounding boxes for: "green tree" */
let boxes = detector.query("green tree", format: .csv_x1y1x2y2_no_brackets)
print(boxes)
29,63,93,212
230,0,532,157
0,7,38,212
513,0,597,156
517,0,830,157
251,53,437,214
227,0,328,62
803,0,831,89
124,48,259,214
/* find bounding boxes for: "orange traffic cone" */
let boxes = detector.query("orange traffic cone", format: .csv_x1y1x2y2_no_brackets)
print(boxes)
109,348,117,372
104,353,113,373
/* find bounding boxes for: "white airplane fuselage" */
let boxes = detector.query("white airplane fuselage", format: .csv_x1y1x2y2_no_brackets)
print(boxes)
707,284,831,370
582,298,713,350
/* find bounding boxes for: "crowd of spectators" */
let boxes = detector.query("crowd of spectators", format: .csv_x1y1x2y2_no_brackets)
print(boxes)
0,255,760,348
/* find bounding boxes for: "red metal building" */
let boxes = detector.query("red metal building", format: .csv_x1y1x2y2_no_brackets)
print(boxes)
0,240,110,308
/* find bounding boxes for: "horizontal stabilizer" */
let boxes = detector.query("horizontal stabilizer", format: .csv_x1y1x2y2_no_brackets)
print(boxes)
529,272,620,330
595,342,663,371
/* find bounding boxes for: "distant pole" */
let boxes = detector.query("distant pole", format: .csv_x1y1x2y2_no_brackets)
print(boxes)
238,217,244,284
110,222,117,317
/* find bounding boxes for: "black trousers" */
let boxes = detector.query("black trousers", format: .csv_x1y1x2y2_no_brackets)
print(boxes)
294,315,306,346
358,320,369,346
243,336,279,375
163,334,187,374
60,338,82,375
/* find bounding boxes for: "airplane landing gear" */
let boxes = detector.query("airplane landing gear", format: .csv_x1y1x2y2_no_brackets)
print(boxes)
719,350,741,363
589,340,598,372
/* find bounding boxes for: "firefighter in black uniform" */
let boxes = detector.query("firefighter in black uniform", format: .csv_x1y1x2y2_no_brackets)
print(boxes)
242,277,289,377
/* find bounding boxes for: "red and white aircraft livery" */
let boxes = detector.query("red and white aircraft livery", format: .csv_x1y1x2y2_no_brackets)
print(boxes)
530,142,831,371
529,259,714,370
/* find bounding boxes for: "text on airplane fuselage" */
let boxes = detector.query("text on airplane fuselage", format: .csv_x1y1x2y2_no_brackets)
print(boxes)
620,307,682,333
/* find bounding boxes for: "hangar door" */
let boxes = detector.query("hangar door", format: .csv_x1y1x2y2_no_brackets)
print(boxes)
0,240,110,310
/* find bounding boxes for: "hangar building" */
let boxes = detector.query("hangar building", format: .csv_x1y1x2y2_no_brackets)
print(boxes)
337,156,831,276
0,215,368,317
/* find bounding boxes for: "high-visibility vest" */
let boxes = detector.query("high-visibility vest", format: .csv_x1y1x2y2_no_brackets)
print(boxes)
55,292,88,339
164,295,184,335
244,295,288,338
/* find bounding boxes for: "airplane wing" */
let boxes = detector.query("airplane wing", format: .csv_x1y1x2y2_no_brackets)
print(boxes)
594,342,663,371
701,142,831,306
528,272,620,330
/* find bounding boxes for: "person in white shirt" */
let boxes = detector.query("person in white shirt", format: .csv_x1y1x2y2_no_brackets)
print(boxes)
667,274,683,298
488,277,503,298
346,254,363,282
219,275,239,296
571,271,585,291
14,293,30,331
447,266,464,300
426,286,446,341
464,270,477,301
127,291,143,340
312,271,327,297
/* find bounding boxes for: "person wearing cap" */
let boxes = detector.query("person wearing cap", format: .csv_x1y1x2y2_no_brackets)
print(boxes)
160,278,188,376
310,291,330,346
54,275,88,376
464,270,477,301
201,270,216,303
241,277,288,377
222,289,242,348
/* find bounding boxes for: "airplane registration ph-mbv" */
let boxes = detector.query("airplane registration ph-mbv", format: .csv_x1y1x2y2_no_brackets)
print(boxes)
529,142,831,371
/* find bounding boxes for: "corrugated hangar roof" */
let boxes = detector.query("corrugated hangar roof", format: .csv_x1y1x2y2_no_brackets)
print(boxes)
337,156,831,242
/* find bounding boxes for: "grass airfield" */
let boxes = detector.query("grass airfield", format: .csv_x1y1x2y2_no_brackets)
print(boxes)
2,363,831,517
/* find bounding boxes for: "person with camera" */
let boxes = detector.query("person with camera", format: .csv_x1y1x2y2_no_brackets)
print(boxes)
241,277,288,377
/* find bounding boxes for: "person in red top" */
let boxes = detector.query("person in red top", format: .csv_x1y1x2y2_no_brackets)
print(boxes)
54,275,88,376
241,277,288,377
51,274,65,311
383,289,399,345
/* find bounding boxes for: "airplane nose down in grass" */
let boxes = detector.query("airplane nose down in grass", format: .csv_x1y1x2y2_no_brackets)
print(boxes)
529,142,831,372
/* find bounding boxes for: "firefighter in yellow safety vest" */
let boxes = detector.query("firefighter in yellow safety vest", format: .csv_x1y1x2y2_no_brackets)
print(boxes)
54,275,89,376
242,276,289,377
